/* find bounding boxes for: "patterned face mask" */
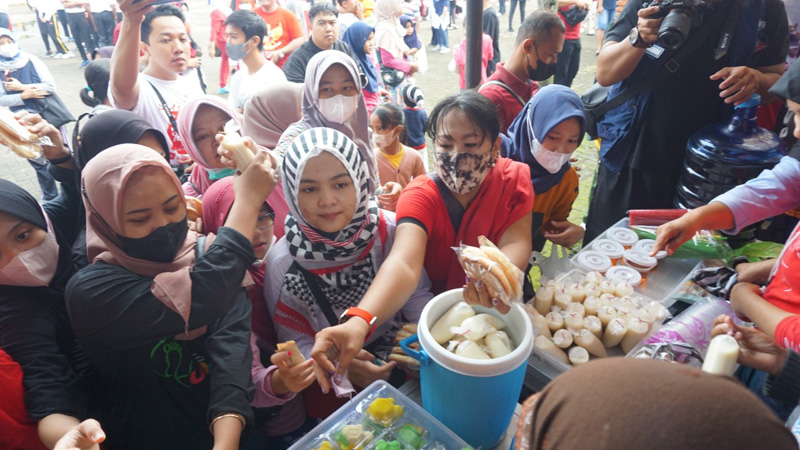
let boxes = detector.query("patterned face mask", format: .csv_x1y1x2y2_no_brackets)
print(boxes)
434,150,495,195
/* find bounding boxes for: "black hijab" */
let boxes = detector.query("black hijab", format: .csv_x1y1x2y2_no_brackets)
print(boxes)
769,60,800,160
0,179,47,231
75,110,170,171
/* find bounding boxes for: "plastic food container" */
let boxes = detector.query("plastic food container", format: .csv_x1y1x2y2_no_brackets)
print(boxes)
592,238,625,263
606,227,640,248
575,250,612,273
605,265,643,287
633,239,667,260
621,250,658,273
288,381,472,450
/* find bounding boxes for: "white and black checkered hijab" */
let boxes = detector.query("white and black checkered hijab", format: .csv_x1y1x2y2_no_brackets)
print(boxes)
280,128,382,320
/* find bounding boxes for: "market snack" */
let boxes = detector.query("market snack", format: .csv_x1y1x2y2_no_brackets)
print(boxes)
583,315,603,339
552,329,574,349
185,197,202,222
533,286,554,315
366,397,404,427
602,318,628,348
478,236,524,300
375,440,403,450
545,312,564,332
430,301,475,344
0,108,42,159
219,132,254,172
276,340,306,366
454,340,491,360
523,303,551,338
334,424,374,450
553,290,571,310
311,441,335,450
568,346,590,365
451,313,505,341
455,236,524,305
535,335,570,365
485,330,512,358
575,329,607,358
621,318,649,354
396,424,426,449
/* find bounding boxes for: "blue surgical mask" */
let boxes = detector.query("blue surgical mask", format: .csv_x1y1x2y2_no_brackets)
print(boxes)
225,41,250,61
207,167,237,180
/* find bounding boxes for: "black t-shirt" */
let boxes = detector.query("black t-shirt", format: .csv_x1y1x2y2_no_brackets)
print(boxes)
483,8,501,65
605,0,789,175
283,39,357,83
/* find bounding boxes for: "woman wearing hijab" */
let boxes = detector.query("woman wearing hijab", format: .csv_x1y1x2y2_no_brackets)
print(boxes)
242,81,303,150
310,91,533,392
505,84,586,253
275,50,378,193
0,113,99,448
513,358,797,450
342,21,382,114
65,144,276,449
201,178,316,448
374,0,418,77
265,128,432,409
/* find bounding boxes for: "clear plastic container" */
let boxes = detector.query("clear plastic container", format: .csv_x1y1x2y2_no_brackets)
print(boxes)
606,227,639,248
591,238,625,263
575,250,612,273
621,250,658,273
288,381,472,450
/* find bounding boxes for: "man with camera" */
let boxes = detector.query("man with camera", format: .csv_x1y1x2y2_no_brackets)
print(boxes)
583,0,789,242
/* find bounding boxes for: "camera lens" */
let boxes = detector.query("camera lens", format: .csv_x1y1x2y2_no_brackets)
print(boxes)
658,8,692,49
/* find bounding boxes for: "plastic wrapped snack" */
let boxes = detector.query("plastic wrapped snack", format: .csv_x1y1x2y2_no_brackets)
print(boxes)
0,107,43,159
219,132,254,172
454,236,524,305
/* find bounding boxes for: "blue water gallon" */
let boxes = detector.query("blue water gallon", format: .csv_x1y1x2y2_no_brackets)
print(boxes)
674,94,785,210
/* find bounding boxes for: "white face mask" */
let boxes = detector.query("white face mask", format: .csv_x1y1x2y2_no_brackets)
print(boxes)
319,95,359,124
0,43,19,59
373,132,392,148
531,139,571,174
0,228,60,287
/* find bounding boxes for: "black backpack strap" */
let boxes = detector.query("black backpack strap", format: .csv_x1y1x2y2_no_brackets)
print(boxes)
480,80,526,107
147,80,181,141
296,265,340,327
195,235,207,259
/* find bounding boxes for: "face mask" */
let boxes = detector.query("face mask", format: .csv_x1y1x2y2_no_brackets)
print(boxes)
0,228,59,287
373,132,393,148
319,95,360,124
434,151,495,195
225,41,250,61
0,43,19,59
527,42,556,81
207,166,237,180
117,219,189,263
531,139,571,173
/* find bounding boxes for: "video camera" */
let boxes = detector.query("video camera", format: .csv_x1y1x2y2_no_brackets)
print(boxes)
642,0,715,50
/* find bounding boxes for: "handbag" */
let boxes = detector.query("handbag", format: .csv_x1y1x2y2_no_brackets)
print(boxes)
32,93,75,129
376,49,406,88
562,5,588,26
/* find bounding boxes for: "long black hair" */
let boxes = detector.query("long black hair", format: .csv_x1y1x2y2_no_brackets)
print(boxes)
427,91,500,145
371,102,408,145
79,59,110,108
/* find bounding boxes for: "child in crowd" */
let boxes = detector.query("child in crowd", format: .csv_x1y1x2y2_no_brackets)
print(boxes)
201,178,317,449
342,21,384,114
504,84,586,253
401,84,429,169
78,58,112,116
453,31,493,89
67,145,275,449
371,103,425,211
310,92,533,391
265,128,432,415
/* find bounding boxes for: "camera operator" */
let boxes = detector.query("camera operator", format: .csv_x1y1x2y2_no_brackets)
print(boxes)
584,0,789,243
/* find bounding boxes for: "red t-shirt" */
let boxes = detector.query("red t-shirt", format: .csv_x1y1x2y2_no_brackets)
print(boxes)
557,8,582,40
396,157,534,294
767,228,800,350
254,6,303,68
0,348,48,450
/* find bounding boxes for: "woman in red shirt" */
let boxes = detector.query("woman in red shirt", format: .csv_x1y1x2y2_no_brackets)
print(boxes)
310,91,534,392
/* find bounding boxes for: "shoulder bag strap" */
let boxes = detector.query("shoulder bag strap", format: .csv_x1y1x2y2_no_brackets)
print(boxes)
480,80,526,106
147,80,181,140
296,265,340,327
593,3,741,118
430,172,466,232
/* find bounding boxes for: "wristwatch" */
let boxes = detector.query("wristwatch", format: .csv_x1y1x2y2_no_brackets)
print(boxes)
629,27,649,49
339,307,378,340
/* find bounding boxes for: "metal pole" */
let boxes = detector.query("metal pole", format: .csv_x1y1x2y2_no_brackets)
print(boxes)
465,0,483,89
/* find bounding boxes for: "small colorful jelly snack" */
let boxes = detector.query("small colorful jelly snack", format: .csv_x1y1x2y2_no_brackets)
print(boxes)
334,424,374,450
311,441,334,450
276,340,306,366
366,397,404,427
374,440,403,450
397,424,426,450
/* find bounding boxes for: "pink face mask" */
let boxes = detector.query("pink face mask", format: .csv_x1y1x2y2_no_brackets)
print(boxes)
0,228,59,287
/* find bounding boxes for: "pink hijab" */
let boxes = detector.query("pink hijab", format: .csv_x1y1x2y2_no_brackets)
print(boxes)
82,145,206,338
177,95,242,196
243,82,303,150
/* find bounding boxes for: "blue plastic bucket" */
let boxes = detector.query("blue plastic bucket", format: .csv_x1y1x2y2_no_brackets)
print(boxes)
401,289,533,449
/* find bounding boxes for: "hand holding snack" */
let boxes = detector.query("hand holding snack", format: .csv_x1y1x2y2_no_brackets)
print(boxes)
0,108,47,159
53,418,106,450
457,236,523,313
270,350,315,395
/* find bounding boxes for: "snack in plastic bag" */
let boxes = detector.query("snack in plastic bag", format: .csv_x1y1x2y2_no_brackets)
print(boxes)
0,107,42,159
454,236,524,306
219,132,254,172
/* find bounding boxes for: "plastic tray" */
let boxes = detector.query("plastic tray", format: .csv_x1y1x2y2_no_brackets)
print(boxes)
288,381,473,450
571,218,701,306
527,268,669,376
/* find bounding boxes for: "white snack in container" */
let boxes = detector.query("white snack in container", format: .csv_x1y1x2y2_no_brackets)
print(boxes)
523,304,552,338
565,283,586,303
575,329,608,358
552,329,574,349
597,306,618,328
533,286,555,316
430,301,476,344
701,334,739,377
564,312,584,331
553,290,572,310
534,335,570,365
582,271,605,286
583,315,603,339
485,330,513,358
545,311,564,332
0,108,43,159
583,296,601,316
451,314,505,341
568,346,590,365
565,302,586,318
583,283,601,299
598,280,616,295
454,339,492,360
621,318,650,354
603,317,628,348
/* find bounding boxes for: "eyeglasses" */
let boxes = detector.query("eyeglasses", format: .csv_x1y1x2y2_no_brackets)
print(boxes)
256,212,275,231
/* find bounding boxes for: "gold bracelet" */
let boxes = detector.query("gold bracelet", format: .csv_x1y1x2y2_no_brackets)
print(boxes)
209,413,246,434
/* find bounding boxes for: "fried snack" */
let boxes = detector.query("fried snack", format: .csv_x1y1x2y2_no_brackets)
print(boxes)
186,197,202,222
219,132,254,171
276,340,306,366
478,235,524,300
388,353,421,368
0,108,41,159
461,246,512,300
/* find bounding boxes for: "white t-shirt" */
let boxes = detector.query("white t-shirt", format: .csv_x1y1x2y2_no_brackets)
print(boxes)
88,0,113,13
109,72,204,165
227,61,286,111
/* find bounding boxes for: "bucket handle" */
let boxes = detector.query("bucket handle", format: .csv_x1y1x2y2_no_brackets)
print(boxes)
399,334,429,367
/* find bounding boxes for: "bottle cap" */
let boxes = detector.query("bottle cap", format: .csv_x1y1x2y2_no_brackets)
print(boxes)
606,265,643,287
576,251,612,273
606,227,640,247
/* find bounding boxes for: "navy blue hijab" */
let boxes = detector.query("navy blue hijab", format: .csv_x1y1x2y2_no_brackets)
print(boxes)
400,15,421,49
504,84,586,194
342,21,380,93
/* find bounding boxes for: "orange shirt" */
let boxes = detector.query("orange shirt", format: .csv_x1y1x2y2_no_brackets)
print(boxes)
254,6,304,68
532,166,579,250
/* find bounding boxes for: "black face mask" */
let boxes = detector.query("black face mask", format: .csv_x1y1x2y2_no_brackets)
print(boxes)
117,219,189,263
527,42,557,81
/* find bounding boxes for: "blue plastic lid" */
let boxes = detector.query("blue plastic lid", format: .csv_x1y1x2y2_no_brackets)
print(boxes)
734,94,761,109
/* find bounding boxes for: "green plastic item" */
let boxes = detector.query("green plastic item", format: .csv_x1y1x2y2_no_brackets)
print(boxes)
374,440,402,450
396,424,425,449
732,241,784,262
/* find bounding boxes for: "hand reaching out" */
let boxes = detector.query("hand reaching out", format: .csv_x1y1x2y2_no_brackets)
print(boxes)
53,419,106,450
711,314,787,375
270,352,316,394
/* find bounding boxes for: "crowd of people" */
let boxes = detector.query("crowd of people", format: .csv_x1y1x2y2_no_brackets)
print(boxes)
2,0,800,448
